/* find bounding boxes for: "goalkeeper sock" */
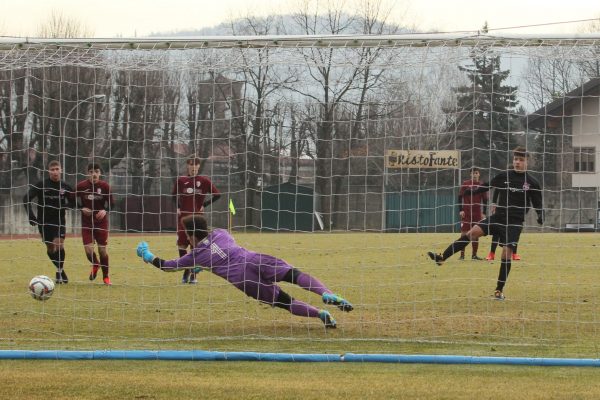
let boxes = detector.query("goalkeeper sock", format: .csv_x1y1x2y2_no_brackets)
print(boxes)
496,259,512,291
289,299,320,318
442,235,470,260
296,272,328,296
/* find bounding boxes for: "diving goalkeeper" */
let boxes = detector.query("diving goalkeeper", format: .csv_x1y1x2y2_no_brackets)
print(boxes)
136,214,353,328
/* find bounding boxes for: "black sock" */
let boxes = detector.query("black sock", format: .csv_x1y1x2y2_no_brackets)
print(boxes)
58,248,65,270
47,251,59,270
490,240,498,253
496,259,512,291
513,244,518,254
178,249,187,257
442,235,470,260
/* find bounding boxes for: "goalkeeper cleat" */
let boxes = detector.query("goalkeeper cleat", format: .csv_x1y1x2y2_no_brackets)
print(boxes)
89,265,99,281
103,276,112,286
493,290,505,301
485,252,495,261
55,270,68,284
471,255,483,261
55,272,63,284
322,293,354,312
427,251,444,266
512,253,521,261
318,310,337,329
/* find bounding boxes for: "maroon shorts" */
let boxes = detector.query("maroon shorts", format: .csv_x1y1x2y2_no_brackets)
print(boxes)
81,223,109,246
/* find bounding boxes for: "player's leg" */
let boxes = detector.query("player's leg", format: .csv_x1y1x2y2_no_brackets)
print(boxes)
459,220,469,260
95,226,111,285
428,222,486,265
511,231,521,260
470,220,482,260
82,227,100,281
54,236,68,283
176,223,191,283
42,224,68,283
494,245,513,300
273,289,336,328
186,244,199,284
487,234,499,261
493,224,520,300
279,267,353,312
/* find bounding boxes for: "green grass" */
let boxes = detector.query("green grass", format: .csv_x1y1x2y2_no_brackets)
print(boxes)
2,232,600,357
2,232,600,398
2,360,600,400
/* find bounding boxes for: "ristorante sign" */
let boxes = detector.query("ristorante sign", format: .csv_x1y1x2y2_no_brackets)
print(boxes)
386,150,460,169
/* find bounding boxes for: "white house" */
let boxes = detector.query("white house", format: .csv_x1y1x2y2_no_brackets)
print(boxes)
526,78,600,230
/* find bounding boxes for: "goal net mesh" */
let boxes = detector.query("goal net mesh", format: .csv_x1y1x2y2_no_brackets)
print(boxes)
1,35,599,356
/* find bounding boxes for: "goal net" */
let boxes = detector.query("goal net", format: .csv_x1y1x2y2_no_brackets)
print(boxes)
1,34,599,358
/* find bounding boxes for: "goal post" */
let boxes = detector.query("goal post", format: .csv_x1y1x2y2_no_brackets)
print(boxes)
1,34,600,359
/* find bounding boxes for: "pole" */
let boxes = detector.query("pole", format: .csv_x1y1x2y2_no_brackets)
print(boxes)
61,94,106,181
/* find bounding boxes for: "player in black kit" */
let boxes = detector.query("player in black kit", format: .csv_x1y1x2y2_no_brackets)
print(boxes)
427,147,544,300
23,160,75,284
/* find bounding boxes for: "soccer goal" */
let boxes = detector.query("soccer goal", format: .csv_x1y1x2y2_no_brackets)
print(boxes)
1,34,600,361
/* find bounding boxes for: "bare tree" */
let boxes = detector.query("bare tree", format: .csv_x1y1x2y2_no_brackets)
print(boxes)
284,0,402,229
0,65,28,192
228,14,298,227
37,10,93,38
576,16,600,79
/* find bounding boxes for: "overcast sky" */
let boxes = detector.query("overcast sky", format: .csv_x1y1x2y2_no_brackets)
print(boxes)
1,0,598,38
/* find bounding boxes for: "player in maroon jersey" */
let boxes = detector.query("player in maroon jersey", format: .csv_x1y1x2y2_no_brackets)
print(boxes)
76,163,115,285
457,167,488,260
172,156,221,284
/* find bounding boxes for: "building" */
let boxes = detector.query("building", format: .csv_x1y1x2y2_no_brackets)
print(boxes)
526,78,600,231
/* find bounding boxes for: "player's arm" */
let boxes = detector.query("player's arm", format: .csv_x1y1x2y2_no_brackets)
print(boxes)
95,185,114,221
102,184,115,212
203,183,221,208
482,193,488,217
462,182,489,196
64,183,76,209
529,177,544,224
203,193,221,208
23,185,39,225
457,192,464,217
136,242,208,271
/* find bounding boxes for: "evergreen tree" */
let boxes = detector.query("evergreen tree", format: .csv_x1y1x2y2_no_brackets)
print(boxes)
447,26,521,172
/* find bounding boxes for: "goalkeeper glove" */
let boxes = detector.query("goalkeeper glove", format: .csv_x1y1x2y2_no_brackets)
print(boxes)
537,210,544,225
136,241,156,263
193,267,202,274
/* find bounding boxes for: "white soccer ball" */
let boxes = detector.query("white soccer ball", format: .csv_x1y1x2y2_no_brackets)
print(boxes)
28,275,55,301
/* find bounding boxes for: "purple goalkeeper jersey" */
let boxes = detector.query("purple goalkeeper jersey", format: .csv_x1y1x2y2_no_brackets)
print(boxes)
162,229,294,304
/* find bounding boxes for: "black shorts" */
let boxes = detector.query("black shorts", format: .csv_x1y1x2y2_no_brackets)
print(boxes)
38,222,66,243
476,215,522,249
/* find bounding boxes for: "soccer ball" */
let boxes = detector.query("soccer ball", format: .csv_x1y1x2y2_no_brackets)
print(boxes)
28,275,55,301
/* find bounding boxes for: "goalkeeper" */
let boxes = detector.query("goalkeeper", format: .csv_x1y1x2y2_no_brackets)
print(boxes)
136,214,353,328
427,147,544,300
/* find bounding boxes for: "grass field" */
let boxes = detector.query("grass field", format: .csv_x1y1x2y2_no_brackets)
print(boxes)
2,232,600,398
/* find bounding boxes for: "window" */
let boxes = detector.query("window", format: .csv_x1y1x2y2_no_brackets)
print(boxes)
574,147,595,173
